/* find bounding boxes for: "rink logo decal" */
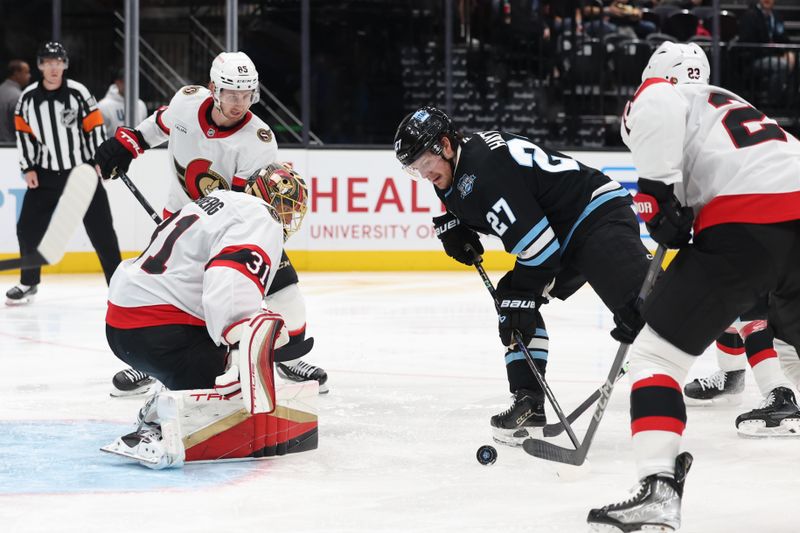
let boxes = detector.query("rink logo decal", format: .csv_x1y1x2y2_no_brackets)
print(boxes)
457,174,476,198
0,421,261,494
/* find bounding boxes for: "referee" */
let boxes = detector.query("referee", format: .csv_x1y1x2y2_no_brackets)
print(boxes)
7,42,121,304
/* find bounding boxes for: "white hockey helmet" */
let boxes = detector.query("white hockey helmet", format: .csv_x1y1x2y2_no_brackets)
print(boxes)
641,42,710,85
209,52,260,106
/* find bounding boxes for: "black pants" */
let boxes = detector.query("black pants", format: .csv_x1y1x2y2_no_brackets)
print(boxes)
106,324,228,390
509,205,651,392
644,221,800,356
16,167,121,286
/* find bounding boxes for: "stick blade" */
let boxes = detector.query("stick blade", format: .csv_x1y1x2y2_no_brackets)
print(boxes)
522,437,587,466
36,164,98,265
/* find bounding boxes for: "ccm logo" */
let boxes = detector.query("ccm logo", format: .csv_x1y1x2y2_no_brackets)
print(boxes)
499,299,536,309
434,219,459,236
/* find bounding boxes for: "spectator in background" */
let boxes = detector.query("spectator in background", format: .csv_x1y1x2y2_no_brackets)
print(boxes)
584,1,657,39
0,60,31,142
98,68,147,135
739,0,795,103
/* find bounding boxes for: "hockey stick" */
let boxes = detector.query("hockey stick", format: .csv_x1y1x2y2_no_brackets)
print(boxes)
522,245,666,465
542,361,629,438
115,169,163,224
0,164,99,271
468,246,582,450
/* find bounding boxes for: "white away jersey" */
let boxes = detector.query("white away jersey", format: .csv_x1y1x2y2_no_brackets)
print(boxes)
136,85,278,214
622,78,800,233
106,190,283,345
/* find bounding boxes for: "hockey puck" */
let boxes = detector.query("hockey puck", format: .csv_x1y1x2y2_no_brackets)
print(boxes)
476,445,497,466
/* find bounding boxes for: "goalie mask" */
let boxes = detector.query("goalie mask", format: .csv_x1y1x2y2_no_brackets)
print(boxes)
246,164,308,240
642,42,709,85
209,52,260,113
394,106,457,178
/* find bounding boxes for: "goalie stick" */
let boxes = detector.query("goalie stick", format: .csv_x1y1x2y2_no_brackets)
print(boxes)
522,245,666,465
467,245,582,450
0,164,98,271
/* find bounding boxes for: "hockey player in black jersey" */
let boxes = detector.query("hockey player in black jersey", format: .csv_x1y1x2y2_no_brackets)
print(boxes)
394,106,652,446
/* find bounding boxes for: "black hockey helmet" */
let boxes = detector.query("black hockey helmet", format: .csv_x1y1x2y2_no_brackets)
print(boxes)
37,41,69,68
394,106,455,167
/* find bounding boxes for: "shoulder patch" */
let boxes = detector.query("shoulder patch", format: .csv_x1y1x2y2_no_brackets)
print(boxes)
182,85,203,96
457,174,477,199
256,128,273,143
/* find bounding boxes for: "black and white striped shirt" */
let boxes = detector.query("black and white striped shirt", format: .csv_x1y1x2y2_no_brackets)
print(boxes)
15,79,106,172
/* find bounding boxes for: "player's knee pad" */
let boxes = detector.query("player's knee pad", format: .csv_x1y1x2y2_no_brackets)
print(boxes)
629,324,696,385
264,282,306,340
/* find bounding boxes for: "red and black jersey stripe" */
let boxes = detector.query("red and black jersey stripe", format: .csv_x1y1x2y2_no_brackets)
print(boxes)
205,244,271,294
630,374,686,435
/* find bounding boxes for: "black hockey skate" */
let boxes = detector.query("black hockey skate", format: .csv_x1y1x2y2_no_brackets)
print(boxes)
5,284,37,306
111,368,156,398
490,388,545,447
276,360,329,394
683,369,744,406
735,387,800,438
588,452,693,532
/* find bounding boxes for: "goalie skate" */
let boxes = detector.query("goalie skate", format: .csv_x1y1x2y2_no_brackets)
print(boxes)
683,369,744,407
5,284,37,306
101,424,184,469
735,387,800,438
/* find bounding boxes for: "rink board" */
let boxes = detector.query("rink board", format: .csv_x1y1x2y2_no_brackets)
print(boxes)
0,147,657,272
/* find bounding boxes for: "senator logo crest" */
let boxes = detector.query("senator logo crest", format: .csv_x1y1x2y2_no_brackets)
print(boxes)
182,85,201,96
256,128,273,143
457,174,476,198
60,108,77,127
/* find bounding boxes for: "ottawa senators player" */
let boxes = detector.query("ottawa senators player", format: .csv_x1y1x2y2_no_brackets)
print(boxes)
102,164,316,468
588,42,800,533
95,52,326,396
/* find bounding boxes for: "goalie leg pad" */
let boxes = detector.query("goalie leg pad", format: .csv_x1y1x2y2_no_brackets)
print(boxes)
240,312,286,415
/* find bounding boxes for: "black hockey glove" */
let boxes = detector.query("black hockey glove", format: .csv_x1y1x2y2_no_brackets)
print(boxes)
635,178,694,249
432,212,484,266
95,127,148,180
496,272,541,348
610,299,645,344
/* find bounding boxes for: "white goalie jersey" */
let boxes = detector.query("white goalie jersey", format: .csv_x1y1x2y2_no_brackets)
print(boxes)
622,78,800,234
136,85,279,215
106,190,283,345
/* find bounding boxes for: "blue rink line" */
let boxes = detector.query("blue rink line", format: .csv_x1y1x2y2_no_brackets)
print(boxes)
0,421,260,495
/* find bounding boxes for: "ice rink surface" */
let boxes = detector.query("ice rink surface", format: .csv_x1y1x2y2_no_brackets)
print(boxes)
0,271,796,533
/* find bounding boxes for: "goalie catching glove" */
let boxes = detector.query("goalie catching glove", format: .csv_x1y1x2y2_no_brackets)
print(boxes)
94,127,149,180
634,178,694,249
433,212,483,265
